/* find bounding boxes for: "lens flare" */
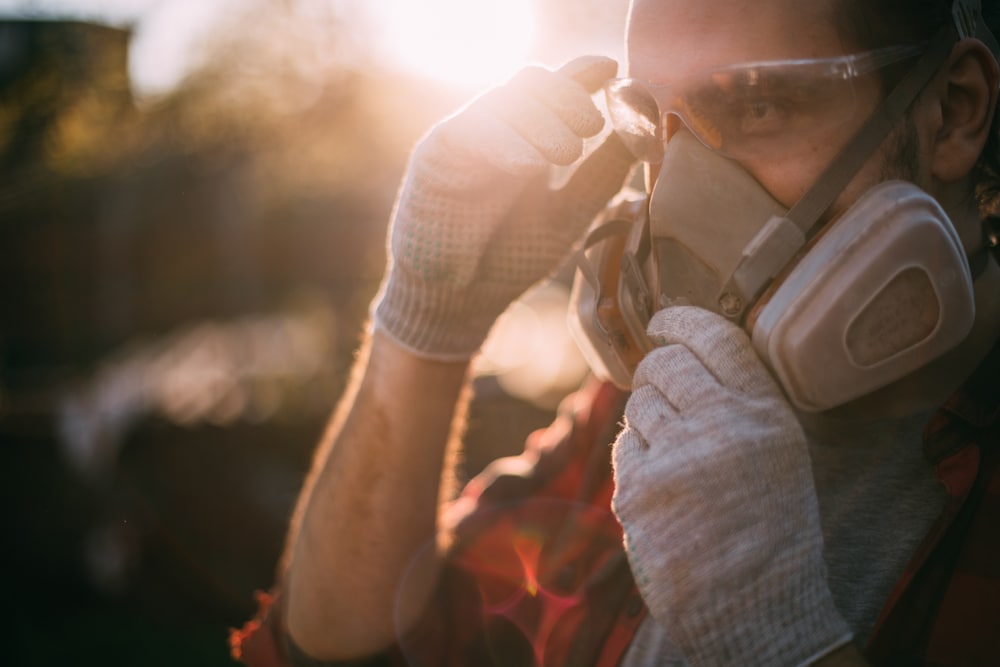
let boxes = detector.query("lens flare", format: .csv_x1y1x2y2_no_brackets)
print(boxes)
396,498,627,666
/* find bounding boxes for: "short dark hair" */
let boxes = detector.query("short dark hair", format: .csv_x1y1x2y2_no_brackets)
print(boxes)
835,0,1000,214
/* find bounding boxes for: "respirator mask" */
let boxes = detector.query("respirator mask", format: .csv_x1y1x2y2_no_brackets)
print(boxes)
569,0,1000,412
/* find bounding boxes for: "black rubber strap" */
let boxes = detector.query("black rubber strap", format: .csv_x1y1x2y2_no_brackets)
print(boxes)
786,24,959,238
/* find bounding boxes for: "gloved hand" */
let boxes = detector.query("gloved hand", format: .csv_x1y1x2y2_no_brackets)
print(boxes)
373,56,635,360
611,307,852,666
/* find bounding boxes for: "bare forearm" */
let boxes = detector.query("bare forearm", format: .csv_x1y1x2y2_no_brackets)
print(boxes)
283,329,472,660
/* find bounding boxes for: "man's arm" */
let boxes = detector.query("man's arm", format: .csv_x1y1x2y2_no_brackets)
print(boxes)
283,329,471,660
274,55,632,663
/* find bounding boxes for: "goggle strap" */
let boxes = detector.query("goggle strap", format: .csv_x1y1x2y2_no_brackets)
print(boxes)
786,22,959,238
956,0,1000,57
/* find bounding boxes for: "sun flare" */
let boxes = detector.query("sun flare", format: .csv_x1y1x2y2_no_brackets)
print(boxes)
371,0,537,89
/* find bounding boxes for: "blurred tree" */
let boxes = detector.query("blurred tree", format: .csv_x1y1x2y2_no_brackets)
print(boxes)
0,5,468,388
0,10,462,664
0,19,135,174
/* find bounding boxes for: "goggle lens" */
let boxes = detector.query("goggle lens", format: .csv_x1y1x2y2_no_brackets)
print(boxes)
606,45,924,162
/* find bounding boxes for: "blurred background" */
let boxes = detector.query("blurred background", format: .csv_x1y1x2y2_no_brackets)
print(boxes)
0,0,629,664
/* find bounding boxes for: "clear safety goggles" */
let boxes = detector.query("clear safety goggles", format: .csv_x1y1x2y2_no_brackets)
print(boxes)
605,44,925,162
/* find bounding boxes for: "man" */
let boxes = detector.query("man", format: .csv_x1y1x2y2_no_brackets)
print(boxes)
231,0,1000,664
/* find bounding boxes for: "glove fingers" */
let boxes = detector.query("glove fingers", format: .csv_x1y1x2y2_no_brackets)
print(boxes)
509,65,607,139
556,55,620,94
448,56,616,175
647,306,777,395
621,384,680,452
493,92,587,166
446,100,552,177
633,344,723,413
611,420,651,469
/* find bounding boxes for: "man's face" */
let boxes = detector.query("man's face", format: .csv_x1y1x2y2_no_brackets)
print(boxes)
625,0,919,217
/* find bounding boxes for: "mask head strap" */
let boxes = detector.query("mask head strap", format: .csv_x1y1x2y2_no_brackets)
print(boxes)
788,0,1000,238
714,0,998,325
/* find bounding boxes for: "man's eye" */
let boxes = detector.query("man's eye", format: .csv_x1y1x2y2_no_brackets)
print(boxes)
735,99,787,134
746,101,774,119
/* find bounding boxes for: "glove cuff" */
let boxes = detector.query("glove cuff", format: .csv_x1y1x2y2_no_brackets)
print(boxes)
372,266,506,362
673,560,852,667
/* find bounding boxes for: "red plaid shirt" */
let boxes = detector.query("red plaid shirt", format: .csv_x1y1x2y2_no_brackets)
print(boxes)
232,344,1000,666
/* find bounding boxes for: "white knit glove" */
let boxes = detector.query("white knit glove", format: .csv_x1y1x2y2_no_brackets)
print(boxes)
372,56,635,360
611,307,852,666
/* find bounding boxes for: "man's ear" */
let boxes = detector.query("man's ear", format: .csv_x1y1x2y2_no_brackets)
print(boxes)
930,38,1000,183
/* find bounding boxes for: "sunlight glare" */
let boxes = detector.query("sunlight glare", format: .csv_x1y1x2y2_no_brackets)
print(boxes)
371,0,536,88
477,283,590,409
